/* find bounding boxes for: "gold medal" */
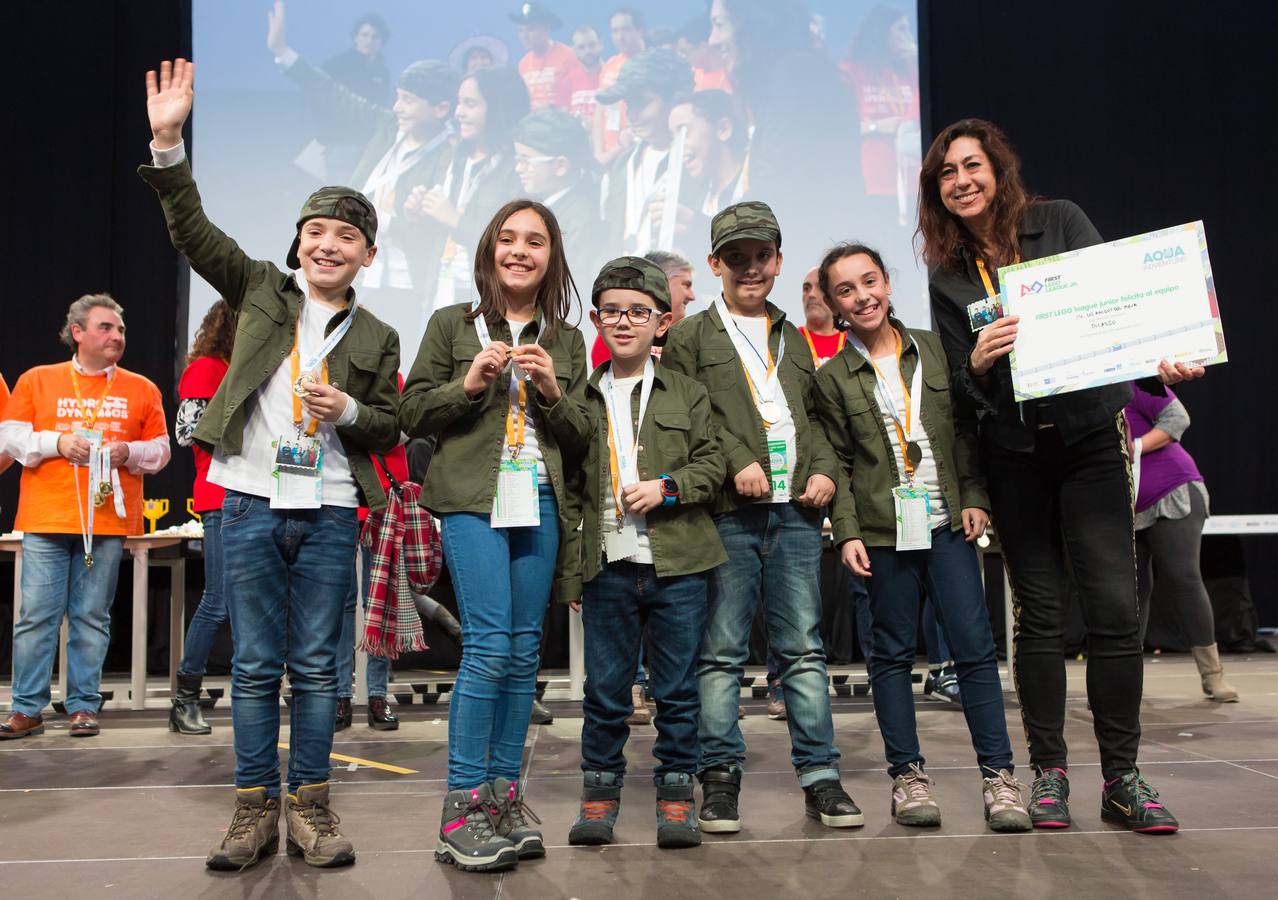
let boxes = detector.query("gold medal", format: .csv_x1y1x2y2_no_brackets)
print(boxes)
84,553,94,569
292,372,318,397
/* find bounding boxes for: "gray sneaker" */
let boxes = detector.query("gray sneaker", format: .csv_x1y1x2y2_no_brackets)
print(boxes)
891,763,942,826
285,783,356,867
206,787,280,871
493,777,544,858
982,769,1032,832
436,783,519,872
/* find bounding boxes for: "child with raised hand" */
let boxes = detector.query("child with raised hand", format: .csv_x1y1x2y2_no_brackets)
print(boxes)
139,59,402,872
399,199,590,873
565,257,726,851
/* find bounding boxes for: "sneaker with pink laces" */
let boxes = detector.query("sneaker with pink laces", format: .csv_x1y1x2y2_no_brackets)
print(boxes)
891,763,941,826
982,769,1031,832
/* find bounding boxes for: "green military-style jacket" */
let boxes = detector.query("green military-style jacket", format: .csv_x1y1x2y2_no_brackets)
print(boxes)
137,159,401,511
813,321,990,547
398,303,591,600
577,360,728,587
660,300,839,515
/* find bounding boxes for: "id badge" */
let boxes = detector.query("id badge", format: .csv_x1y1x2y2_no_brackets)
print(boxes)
966,295,1005,332
892,484,932,551
767,438,791,503
604,522,641,562
271,435,323,509
74,427,103,451
491,458,540,527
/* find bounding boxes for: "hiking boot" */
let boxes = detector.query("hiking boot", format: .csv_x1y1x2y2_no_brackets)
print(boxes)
1101,771,1179,834
698,765,742,833
285,783,355,867
982,769,1031,832
1029,767,1071,829
625,684,652,726
493,777,544,858
170,673,211,735
334,698,353,732
891,763,942,826
206,787,280,871
804,778,864,828
923,666,962,705
1191,644,1239,702
568,771,622,845
766,680,787,720
436,783,518,871
655,772,701,849
0,712,44,740
366,696,399,731
530,691,555,725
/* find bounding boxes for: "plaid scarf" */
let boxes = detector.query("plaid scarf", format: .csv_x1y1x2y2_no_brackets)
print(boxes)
360,479,442,659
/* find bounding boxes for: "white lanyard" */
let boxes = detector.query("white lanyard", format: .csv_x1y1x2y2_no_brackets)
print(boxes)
472,302,541,378
442,152,501,212
602,358,655,491
297,297,359,376
846,329,924,444
716,296,785,406
624,145,668,246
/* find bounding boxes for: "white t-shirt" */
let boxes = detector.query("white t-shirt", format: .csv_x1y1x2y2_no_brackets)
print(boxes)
728,312,797,504
208,297,360,507
601,374,652,564
872,353,949,530
499,319,548,482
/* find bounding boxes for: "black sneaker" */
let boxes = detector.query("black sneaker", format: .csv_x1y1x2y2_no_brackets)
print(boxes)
366,696,399,731
803,778,865,828
923,666,962,705
568,771,621,846
697,765,742,834
1029,768,1071,829
334,698,353,732
1101,771,1179,834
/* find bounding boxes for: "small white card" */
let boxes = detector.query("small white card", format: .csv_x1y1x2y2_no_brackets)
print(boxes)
893,484,932,551
604,522,641,562
491,458,540,527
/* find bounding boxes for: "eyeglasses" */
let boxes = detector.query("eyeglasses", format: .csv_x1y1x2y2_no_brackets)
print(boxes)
597,305,656,325
514,153,558,169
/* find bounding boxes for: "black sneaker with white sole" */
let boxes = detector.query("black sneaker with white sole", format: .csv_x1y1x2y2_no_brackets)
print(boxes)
804,778,865,828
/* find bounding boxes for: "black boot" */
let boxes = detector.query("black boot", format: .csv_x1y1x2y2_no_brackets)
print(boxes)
414,594,464,649
530,685,554,725
335,698,353,732
169,673,211,735
697,765,742,833
367,696,399,731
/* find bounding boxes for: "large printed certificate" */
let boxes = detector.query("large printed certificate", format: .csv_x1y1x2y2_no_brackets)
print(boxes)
1001,221,1226,402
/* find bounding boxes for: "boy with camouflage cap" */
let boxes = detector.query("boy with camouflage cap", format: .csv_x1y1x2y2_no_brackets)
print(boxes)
567,257,727,850
662,201,864,834
140,59,402,872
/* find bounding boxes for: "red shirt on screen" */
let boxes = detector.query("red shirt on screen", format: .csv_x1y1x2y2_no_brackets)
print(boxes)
178,355,229,513
841,62,920,197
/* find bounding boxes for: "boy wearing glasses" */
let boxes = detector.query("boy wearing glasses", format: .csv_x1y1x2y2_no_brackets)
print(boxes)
567,257,726,850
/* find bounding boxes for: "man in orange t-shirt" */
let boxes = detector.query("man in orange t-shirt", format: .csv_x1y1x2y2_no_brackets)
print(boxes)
0,294,170,740
512,2,583,110
592,8,647,164
0,373,12,476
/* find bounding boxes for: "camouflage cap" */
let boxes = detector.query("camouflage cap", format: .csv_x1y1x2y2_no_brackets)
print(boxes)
592,256,672,311
513,108,594,169
710,200,782,255
595,47,693,105
286,186,378,270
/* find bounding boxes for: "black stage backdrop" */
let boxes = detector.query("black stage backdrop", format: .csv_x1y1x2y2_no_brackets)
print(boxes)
1,1,1275,638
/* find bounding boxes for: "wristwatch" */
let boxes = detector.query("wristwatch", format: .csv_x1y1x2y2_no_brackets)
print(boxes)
659,474,679,506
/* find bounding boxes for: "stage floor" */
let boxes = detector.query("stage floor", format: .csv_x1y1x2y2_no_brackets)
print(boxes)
2,655,1276,899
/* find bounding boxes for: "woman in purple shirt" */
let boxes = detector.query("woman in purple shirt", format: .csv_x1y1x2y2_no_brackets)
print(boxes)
1127,383,1238,702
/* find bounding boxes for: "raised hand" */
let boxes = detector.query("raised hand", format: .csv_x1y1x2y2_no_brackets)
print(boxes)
267,0,289,57
145,59,194,150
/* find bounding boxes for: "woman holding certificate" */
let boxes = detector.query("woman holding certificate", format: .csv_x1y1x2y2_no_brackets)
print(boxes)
918,118,1202,835
813,242,1031,833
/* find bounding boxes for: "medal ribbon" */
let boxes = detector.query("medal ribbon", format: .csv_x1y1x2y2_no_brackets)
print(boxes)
603,359,655,523
846,328,923,483
290,322,327,438
717,297,785,426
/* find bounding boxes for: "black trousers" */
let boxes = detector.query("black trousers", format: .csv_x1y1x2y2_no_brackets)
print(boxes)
984,416,1142,780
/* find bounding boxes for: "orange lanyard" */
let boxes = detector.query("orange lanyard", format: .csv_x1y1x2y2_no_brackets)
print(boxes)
70,364,115,432
290,326,326,438
506,378,528,458
606,423,626,522
975,253,1021,299
864,329,916,481
801,327,845,366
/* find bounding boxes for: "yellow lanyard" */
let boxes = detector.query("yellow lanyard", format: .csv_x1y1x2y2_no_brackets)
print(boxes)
506,378,528,458
70,364,115,431
975,253,1022,299
290,326,325,438
865,329,916,481
606,420,626,522
801,327,845,366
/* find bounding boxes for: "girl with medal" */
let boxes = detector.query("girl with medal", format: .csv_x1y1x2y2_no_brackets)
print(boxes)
400,199,590,873
813,242,1030,833
919,119,1202,833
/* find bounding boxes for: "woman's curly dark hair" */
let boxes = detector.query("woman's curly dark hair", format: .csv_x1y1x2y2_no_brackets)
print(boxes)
187,299,237,363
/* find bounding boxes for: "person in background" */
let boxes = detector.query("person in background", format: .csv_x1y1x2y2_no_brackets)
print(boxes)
798,266,844,368
593,7,646,165
592,249,696,368
449,35,508,76
170,300,238,735
512,2,584,111
0,295,171,742
658,89,748,247
675,17,730,91
568,25,603,125
0,374,12,476
1126,383,1238,702
315,11,393,178
920,117,1203,834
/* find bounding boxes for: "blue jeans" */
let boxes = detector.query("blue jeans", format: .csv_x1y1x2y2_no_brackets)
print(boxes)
922,597,953,668
700,503,839,784
440,484,558,790
178,510,226,678
582,561,707,779
337,546,390,698
11,533,125,716
220,490,357,796
866,525,1013,778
